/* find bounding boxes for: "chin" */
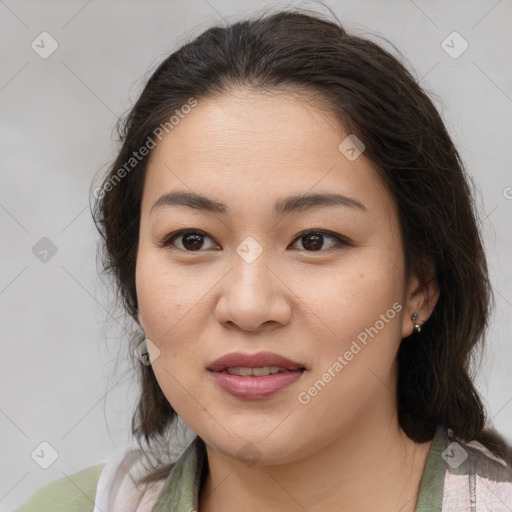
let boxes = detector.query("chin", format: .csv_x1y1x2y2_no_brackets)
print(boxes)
200,431,311,467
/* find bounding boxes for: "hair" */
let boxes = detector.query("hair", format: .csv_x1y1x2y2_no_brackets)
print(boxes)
91,7,512,483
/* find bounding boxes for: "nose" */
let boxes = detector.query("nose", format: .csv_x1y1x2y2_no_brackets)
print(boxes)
215,253,292,332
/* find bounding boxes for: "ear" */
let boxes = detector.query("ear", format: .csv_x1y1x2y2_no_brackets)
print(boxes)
401,272,440,339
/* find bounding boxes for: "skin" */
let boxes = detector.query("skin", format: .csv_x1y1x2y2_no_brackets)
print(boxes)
135,87,440,512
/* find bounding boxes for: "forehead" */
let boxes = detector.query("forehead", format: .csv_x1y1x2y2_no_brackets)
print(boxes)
142,88,394,221
149,88,345,167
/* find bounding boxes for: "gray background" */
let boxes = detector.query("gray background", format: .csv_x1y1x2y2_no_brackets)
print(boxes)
1,0,511,510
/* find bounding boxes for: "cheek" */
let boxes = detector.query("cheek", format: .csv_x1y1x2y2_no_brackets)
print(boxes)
134,248,213,398
297,276,403,422
313,253,405,374
135,255,203,405
322,252,402,322
135,248,198,337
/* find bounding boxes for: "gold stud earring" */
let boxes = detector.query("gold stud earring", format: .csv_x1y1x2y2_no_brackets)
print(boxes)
411,312,421,333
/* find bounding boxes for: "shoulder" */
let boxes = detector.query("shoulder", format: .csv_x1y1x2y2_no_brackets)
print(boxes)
15,463,105,512
442,429,512,510
461,433,512,483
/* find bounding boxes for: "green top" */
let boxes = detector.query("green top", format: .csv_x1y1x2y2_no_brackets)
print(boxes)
15,463,104,512
10,426,462,511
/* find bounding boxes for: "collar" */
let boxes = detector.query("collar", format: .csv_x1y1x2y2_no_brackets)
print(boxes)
151,426,447,511
415,425,447,511
151,436,207,512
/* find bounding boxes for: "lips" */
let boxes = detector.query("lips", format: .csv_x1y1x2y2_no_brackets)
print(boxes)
207,351,306,400
207,351,306,373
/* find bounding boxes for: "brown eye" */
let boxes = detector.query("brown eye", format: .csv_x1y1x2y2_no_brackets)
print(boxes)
181,232,205,251
161,230,218,251
160,229,349,253
301,233,324,251
289,230,348,252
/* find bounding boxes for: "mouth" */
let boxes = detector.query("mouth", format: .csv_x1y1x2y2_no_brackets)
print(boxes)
217,366,304,377
206,351,307,399
206,351,307,373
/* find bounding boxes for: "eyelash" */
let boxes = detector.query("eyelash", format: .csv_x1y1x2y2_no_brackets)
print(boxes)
158,229,351,253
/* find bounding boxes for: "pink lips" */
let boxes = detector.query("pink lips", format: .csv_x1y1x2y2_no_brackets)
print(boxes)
207,351,306,400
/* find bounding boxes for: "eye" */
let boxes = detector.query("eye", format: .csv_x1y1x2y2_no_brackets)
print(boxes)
288,229,349,252
160,230,219,252
159,228,350,253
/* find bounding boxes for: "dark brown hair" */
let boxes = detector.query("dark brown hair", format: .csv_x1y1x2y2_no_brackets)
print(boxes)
92,7,512,482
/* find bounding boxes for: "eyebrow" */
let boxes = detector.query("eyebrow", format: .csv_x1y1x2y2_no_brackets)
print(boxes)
150,190,368,216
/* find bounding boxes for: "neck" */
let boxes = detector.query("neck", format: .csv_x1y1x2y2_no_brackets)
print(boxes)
198,407,433,512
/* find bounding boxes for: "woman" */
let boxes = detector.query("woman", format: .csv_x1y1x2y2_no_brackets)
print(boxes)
17,8,512,512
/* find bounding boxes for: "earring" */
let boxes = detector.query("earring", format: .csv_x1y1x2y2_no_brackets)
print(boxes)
411,312,421,333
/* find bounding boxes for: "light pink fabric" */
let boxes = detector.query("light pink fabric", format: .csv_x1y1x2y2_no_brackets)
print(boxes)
442,437,512,511
93,447,167,512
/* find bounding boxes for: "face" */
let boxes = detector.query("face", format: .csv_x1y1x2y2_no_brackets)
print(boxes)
135,88,423,465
